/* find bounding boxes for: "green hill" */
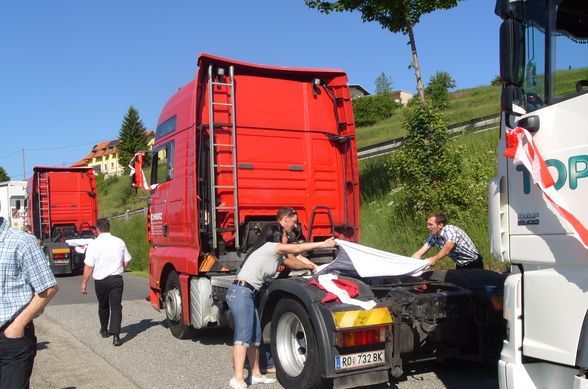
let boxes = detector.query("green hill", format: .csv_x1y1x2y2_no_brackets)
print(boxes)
356,67,588,149
96,173,148,217
356,84,501,148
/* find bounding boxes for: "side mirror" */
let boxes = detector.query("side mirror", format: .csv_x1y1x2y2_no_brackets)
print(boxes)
518,115,541,133
502,84,526,116
500,19,525,86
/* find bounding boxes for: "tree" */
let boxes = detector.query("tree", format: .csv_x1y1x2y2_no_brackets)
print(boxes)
305,0,462,106
352,93,400,126
387,103,490,222
425,70,456,109
0,166,9,182
375,72,393,94
117,106,149,173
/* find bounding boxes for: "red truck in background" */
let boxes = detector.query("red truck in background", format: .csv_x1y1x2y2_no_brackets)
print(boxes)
145,54,506,389
26,166,98,275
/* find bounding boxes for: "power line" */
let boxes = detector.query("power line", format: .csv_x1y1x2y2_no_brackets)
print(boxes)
0,140,103,160
0,150,21,160
26,140,103,152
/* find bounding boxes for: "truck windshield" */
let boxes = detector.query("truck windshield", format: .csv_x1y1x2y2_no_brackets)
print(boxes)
523,0,588,112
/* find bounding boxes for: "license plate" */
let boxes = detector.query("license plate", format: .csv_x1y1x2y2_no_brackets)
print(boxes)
53,259,69,265
335,349,385,371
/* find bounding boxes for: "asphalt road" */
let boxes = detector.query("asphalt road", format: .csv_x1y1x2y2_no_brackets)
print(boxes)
31,273,499,389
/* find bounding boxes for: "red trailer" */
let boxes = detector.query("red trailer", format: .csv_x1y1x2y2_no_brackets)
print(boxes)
26,166,98,275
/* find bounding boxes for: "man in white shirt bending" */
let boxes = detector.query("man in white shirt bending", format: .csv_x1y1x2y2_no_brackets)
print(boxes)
80,218,131,346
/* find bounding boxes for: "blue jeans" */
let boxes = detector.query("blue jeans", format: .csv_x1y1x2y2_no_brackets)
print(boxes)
226,284,261,347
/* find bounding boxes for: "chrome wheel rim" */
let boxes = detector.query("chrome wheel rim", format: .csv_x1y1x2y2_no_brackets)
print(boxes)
164,288,182,322
275,312,307,377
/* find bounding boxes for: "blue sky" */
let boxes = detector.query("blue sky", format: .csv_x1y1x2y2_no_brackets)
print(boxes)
0,0,500,180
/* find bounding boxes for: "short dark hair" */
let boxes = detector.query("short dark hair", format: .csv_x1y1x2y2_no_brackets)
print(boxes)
96,218,110,233
245,223,284,261
276,207,297,221
428,213,447,226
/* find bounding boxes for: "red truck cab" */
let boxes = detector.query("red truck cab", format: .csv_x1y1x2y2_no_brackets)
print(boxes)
147,54,359,307
26,166,98,274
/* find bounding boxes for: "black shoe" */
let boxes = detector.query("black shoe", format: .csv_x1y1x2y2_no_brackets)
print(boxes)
100,329,109,338
112,334,123,346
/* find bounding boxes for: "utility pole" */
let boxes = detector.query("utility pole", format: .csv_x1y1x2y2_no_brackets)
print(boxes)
22,149,25,180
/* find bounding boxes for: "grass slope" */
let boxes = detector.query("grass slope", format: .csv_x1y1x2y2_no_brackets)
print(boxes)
359,129,503,271
356,67,588,149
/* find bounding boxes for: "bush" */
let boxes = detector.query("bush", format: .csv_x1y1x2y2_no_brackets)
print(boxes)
96,174,120,197
425,71,456,110
353,94,400,127
387,103,488,223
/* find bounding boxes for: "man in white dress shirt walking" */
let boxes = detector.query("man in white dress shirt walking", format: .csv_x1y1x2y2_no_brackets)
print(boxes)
80,218,131,346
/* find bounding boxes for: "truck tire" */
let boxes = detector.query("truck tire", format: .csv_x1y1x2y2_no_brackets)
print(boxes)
270,298,328,389
164,271,193,339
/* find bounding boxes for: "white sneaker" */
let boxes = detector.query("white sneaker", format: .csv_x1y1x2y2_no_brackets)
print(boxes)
250,375,277,385
229,377,248,389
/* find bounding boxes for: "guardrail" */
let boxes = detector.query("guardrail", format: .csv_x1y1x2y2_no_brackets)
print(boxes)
357,113,500,160
109,207,147,221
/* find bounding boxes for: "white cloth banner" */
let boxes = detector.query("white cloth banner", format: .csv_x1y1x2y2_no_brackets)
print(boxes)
65,238,95,254
315,239,431,278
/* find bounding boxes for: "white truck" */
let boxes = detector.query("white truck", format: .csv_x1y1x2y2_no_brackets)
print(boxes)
491,0,588,387
0,180,27,229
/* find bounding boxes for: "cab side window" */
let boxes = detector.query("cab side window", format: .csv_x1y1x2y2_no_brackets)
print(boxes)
151,142,174,185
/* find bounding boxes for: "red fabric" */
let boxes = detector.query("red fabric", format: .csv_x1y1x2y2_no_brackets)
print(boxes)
132,152,145,189
309,278,360,303
503,129,519,159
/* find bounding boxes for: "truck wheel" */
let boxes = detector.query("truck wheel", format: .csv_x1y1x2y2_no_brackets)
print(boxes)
270,299,328,389
164,271,193,339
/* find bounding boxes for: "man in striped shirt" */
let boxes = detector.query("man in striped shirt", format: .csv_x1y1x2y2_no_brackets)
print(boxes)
412,213,483,269
0,215,59,388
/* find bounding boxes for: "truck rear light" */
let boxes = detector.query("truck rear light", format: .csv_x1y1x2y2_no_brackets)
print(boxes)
335,327,388,348
51,252,69,259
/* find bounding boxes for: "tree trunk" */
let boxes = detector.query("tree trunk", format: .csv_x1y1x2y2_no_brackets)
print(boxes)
407,23,426,106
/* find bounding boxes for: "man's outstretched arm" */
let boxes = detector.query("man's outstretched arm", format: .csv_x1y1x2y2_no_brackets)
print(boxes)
412,243,431,259
427,241,456,265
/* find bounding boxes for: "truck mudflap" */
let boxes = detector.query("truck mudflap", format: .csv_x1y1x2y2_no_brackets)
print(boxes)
260,277,393,389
